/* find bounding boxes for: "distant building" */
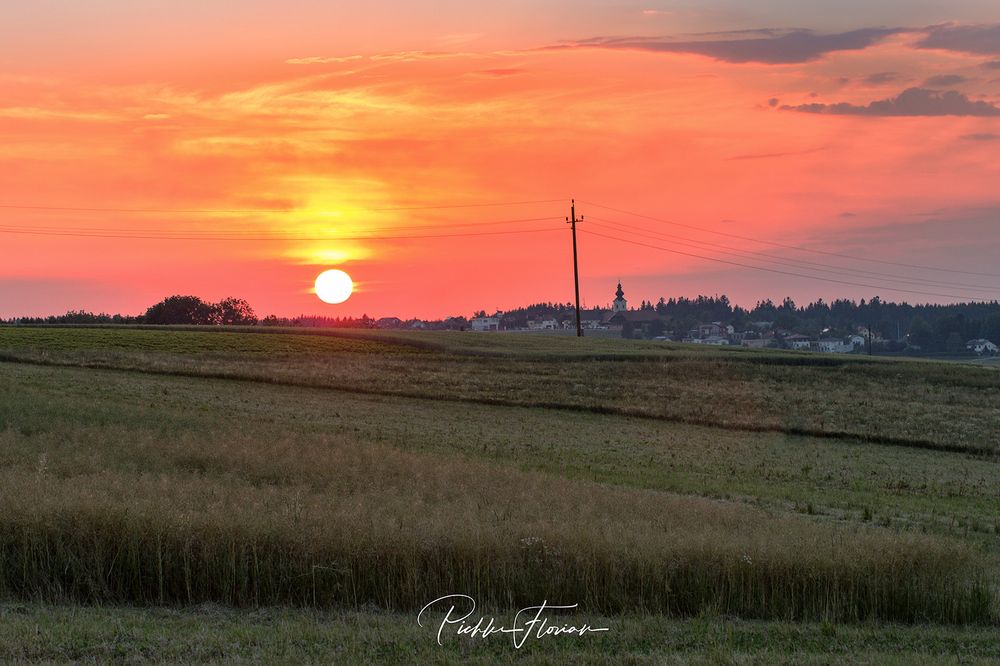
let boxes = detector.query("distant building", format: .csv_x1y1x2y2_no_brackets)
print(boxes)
376,317,404,329
783,334,812,350
967,339,999,355
470,316,501,332
696,323,725,339
690,335,729,346
816,338,851,353
579,310,608,330
612,282,628,313
527,317,558,330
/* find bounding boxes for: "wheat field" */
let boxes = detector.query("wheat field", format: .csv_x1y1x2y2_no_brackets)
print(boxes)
0,326,997,661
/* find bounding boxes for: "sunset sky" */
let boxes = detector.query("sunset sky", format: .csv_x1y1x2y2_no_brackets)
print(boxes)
2,1,1000,318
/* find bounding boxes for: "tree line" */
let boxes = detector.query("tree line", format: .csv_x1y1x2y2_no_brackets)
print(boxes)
498,295,1000,350
4,295,384,329
8,293,1000,351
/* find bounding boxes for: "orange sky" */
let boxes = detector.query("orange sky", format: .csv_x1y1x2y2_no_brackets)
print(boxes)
2,2,1000,318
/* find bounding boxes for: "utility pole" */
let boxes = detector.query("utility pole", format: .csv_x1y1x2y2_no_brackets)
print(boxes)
567,200,583,337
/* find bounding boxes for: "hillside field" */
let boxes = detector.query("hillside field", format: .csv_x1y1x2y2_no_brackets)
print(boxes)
0,325,997,663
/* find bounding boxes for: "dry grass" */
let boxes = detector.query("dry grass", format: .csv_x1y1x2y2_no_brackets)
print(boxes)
0,420,991,623
0,326,996,626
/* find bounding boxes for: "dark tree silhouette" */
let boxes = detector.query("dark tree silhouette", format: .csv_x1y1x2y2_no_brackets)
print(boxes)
214,297,257,325
143,295,216,325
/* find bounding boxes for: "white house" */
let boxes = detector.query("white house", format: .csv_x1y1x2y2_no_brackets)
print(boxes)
470,316,500,332
528,318,558,330
784,334,812,350
816,338,851,354
966,339,999,355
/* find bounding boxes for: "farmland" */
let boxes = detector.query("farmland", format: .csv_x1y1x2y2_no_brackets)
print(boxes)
0,325,997,663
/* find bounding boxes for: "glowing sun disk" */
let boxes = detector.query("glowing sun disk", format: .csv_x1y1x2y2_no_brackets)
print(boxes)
314,269,353,304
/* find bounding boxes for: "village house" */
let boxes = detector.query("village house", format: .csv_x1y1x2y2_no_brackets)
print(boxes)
608,309,668,336
579,310,608,330
966,339,999,355
527,317,558,330
690,335,729,346
470,315,501,332
816,338,851,353
783,333,812,350
376,316,404,329
682,321,734,343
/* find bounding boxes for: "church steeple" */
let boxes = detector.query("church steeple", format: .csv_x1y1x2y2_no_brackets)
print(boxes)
612,281,627,312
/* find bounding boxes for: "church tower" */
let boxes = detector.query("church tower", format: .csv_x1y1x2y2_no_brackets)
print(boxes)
612,281,627,312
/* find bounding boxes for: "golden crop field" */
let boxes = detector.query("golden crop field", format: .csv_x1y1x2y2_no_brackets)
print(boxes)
0,326,997,663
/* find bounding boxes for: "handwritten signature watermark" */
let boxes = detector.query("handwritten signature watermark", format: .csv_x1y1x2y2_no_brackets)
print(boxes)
417,594,610,649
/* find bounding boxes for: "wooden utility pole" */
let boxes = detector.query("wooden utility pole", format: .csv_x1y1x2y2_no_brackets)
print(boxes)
567,200,583,337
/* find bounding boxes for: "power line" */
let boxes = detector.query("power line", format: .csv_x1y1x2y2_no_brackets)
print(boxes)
0,215,561,238
0,198,566,215
580,228,986,301
581,200,1000,279
0,225,563,242
586,217,998,293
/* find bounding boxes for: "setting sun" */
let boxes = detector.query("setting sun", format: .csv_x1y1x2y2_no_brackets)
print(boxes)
314,269,354,305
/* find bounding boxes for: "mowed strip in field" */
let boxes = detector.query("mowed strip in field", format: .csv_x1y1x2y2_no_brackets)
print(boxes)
3,604,1000,664
0,326,997,625
1,326,997,454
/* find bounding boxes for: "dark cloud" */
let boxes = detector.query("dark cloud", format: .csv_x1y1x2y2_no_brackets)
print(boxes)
961,132,1000,141
916,23,1000,55
783,87,1000,117
767,97,780,107
559,28,902,64
981,60,1000,70
864,71,900,85
924,74,969,86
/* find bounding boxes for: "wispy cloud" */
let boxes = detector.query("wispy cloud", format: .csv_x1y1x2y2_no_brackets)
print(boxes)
286,55,364,65
961,132,1000,141
728,146,827,160
0,107,119,122
551,28,902,64
784,87,1000,116
475,68,526,77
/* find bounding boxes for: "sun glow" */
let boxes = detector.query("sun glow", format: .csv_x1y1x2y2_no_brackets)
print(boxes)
314,269,354,304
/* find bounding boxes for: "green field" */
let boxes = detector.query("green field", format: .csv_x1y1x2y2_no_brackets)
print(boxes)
0,326,997,663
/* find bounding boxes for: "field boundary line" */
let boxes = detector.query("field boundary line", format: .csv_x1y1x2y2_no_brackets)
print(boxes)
1,352,994,458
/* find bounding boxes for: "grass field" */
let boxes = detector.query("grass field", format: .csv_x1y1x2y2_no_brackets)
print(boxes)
0,325,997,662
